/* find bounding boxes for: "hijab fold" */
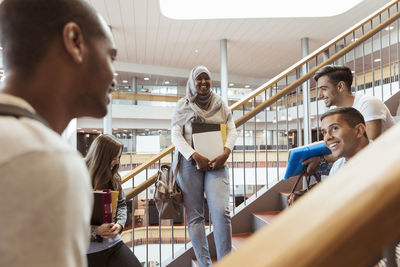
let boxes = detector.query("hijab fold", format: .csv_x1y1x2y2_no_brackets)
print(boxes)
172,66,230,127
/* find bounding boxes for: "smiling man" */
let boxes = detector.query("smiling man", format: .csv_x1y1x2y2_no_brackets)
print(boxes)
0,0,117,267
315,65,394,140
320,107,370,176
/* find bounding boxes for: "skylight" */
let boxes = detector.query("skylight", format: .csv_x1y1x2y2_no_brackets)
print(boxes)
160,0,364,20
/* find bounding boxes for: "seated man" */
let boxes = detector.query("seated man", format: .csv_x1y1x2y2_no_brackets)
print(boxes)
320,107,370,176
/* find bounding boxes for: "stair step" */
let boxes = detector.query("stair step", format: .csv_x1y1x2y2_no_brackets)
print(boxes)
253,211,280,224
252,211,280,232
193,257,217,267
232,232,252,250
280,191,291,210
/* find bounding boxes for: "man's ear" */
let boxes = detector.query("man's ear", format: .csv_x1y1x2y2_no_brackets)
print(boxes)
355,123,367,138
337,81,347,93
63,22,85,64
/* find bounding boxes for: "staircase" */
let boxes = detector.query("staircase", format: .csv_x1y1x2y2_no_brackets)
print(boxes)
121,1,400,266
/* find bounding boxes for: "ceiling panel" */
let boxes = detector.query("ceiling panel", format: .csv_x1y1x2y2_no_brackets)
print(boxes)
90,0,391,81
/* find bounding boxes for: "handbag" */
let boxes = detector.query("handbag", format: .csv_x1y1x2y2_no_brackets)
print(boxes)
154,153,183,220
287,170,321,207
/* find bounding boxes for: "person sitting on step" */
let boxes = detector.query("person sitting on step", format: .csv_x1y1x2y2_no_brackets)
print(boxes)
320,107,370,177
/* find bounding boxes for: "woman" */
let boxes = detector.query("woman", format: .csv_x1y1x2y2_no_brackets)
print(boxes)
85,134,141,267
171,66,238,266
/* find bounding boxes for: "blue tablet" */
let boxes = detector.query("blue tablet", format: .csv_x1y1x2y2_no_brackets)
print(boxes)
283,141,332,179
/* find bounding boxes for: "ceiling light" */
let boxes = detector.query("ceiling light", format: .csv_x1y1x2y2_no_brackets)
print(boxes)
385,26,394,31
245,85,250,88
374,58,381,62
160,0,364,19
114,73,119,76
122,80,128,83
164,81,170,84
144,77,150,81
194,49,199,53
0,47,2,50
229,83,234,86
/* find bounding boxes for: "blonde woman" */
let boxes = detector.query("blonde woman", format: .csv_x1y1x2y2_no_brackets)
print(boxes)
85,134,141,267
171,66,238,267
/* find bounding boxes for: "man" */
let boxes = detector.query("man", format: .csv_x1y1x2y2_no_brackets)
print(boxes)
320,107,370,176
303,65,395,174
315,65,395,140
0,1,117,267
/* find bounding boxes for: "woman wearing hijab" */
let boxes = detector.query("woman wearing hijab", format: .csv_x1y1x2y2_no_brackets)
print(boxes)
171,66,238,266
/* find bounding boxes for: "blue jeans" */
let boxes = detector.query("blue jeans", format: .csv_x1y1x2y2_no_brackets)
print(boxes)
177,158,232,267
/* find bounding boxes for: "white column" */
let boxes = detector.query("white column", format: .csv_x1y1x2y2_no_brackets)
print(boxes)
103,94,112,135
335,44,345,66
132,76,137,105
301,37,311,145
220,39,228,104
323,49,329,62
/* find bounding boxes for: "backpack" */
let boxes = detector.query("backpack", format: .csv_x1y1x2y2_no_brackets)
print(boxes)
154,154,183,220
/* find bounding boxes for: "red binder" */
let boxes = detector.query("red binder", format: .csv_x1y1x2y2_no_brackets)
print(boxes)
91,190,113,225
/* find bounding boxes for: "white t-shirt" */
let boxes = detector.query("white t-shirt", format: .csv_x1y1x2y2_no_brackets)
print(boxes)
352,94,395,133
0,93,93,267
329,157,347,177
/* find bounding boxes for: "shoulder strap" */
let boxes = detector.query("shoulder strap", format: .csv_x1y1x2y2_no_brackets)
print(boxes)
0,103,51,128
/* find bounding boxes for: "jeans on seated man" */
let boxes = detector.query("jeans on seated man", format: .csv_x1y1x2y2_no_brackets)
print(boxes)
320,107,370,176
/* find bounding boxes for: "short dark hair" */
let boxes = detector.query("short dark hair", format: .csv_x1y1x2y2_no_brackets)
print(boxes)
313,65,353,91
0,0,105,76
321,107,367,138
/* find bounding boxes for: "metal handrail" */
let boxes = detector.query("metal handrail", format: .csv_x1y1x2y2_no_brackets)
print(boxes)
236,6,400,127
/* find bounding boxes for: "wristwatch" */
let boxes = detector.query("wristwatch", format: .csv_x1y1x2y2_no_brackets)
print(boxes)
319,155,328,167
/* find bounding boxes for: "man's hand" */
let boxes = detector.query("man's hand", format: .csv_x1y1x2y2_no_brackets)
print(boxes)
192,152,209,171
209,148,231,170
302,156,320,175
